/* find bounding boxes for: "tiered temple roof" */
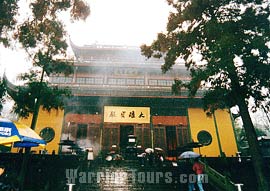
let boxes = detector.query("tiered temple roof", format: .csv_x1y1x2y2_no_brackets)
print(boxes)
70,40,164,64
5,41,203,98
48,41,196,97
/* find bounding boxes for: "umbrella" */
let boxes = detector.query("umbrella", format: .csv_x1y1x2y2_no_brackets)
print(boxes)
145,148,154,153
154,147,164,152
154,147,165,154
137,152,146,158
0,117,46,147
0,167,4,176
178,151,200,159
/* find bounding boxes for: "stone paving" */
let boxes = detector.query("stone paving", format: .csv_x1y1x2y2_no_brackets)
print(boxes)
0,153,240,191
67,160,215,191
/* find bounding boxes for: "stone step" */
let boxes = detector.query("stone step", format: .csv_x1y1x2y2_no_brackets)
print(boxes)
74,161,217,191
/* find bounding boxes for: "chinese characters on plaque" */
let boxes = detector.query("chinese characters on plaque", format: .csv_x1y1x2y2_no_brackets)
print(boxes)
104,106,150,123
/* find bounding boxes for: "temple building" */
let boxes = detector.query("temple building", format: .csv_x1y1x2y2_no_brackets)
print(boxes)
14,42,238,157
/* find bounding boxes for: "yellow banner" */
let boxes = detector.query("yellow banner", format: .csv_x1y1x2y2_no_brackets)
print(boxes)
104,106,150,123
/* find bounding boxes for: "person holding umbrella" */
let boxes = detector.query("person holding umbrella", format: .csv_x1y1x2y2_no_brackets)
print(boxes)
180,158,196,191
192,157,205,191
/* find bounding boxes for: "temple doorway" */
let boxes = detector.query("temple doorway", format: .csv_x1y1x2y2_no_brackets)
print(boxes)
120,125,134,150
166,126,177,156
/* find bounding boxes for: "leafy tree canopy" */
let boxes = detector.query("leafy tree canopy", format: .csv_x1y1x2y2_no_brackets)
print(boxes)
11,70,71,118
141,0,270,190
0,0,90,116
141,0,270,111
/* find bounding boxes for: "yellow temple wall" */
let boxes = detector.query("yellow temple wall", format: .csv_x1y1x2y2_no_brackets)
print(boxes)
10,107,238,157
16,108,64,154
188,108,238,157
214,109,238,157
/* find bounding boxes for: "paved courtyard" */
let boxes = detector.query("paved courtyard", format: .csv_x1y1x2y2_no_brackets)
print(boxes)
64,160,215,191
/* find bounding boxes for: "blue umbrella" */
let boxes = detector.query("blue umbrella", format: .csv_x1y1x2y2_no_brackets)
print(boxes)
178,151,200,159
0,117,46,147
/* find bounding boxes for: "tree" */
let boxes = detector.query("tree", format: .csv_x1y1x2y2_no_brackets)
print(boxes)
0,0,18,111
1,0,90,128
0,0,90,190
0,78,6,112
141,0,270,190
235,126,266,154
0,0,19,46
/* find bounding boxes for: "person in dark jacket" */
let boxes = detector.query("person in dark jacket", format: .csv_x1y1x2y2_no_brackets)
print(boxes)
185,159,196,191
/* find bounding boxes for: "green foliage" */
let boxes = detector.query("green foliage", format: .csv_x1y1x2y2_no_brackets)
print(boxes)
0,0,18,46
9,69,72,117
71,0,90,21
0,0,90,117
0,1,89,188
235,127,266,152
142,1,270,189
13,81,71,118
142,0,270,110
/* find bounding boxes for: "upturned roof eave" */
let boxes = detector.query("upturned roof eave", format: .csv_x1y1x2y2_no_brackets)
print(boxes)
3,73,20,100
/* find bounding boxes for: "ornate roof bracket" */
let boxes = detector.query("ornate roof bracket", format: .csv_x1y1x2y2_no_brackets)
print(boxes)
3,73,20,100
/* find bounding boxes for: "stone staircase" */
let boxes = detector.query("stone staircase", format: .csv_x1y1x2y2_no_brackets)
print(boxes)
74,160,216,191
